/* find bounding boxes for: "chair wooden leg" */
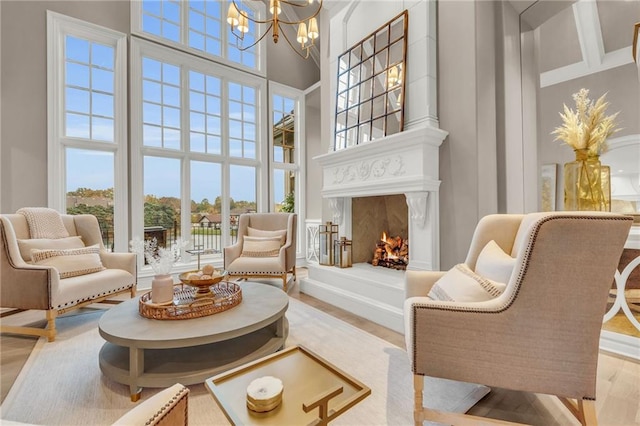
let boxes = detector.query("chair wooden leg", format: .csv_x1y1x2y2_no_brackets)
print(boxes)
413,374,424,426
46,309,57,342
293,265,297,281
579,399,598,426
130,285,137,297
282,274,287,293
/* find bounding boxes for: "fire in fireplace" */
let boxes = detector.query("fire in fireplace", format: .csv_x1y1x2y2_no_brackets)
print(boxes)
371,232,409,270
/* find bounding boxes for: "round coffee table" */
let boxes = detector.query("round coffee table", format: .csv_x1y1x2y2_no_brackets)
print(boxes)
98,281,289,401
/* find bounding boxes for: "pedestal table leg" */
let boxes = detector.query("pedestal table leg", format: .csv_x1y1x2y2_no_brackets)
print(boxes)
130,346,144,402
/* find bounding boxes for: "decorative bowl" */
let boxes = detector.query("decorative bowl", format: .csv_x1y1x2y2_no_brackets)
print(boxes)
179,270,227,298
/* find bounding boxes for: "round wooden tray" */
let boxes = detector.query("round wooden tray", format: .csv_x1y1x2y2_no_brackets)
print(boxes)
139,281,242,320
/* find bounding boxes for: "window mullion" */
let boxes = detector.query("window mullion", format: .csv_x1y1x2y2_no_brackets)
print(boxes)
181,62,191,252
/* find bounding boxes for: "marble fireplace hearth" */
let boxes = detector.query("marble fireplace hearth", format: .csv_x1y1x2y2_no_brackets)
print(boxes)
301,126,447,333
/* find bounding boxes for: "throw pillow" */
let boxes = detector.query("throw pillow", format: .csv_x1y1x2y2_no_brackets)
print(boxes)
475,240,517,284
428,264,506,302
17,236,84,263
31,245,105,278
241,236,282,257
247,227,287,245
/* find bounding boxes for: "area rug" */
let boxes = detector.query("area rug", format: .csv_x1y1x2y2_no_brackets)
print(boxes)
0,298,489,425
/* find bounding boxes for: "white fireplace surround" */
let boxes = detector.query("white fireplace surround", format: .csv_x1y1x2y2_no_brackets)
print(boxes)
300,125,447,333
314,125,448,271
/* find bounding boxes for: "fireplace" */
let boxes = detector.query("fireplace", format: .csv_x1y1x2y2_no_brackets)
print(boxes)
314,126,446,271
301,125,447,333
352,195,407,264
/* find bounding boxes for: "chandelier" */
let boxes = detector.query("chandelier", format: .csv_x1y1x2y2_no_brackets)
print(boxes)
227,0,322,59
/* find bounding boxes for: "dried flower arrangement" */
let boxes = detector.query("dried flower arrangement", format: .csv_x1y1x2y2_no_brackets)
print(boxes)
551,88,621,156
129,237,189,275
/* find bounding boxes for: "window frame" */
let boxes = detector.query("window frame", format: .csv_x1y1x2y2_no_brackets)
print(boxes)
47,11,129,252
268,81,305,259
130,0,267,77
130,37,268,270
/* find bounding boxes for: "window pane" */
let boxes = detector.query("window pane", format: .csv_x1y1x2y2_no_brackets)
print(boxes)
273,94,295,164
66,88,90,113
66,36,89,63
190,160,222,253
274,169,295,212
93,93,114,118
229,165,256,218
92,44,114,69
143,102,162,125
66,148,115,248
92,117,114,141
66,113,90,139
66,62,90,88
143,58,162,81
144,156,181,239
92,68,114,93
144,125,162,147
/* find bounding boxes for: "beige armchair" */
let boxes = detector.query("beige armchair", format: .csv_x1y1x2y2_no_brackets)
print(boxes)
405,212,632,426
113,383,189,426
1,213,136,342
2,383,189,426
224,213,297,292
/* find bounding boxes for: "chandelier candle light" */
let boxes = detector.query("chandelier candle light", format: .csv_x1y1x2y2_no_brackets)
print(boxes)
552,88,621,211
227,0,321,59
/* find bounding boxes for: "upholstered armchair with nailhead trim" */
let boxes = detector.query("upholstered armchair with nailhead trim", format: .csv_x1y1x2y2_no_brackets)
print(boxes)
404,212,632,426
0,213,136,342
113,383,189,426
224,213,297,292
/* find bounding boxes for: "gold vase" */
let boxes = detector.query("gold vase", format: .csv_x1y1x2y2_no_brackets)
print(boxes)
563,148,611,211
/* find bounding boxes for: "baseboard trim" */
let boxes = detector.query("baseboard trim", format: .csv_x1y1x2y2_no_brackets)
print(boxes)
599,330,640,360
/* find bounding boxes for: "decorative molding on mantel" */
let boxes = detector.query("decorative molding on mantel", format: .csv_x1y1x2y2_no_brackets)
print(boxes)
405,192,429,229
315,126,448,199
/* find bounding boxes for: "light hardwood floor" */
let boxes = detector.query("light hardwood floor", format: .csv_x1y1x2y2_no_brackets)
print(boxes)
2,268,639,425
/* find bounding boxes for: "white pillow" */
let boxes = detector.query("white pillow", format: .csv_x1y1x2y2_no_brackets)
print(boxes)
241,236,282,257
31,245,105,278
17,236,84,263
247,227,287,245
475,240,517,284
428,264,506,302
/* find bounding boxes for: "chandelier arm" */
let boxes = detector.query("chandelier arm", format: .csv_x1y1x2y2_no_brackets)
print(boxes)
234,23,275,52
279,23,311,60
229,0,273,24
275,1,323,25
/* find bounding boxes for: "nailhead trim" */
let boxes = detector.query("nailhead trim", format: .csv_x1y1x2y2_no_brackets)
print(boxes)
411,215,633,373
145,386,189,426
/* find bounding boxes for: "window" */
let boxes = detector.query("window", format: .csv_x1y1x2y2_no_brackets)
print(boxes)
133,0,264,73
269,82,304,256
47,12,128,251
142,58,181,149
131,39,266,266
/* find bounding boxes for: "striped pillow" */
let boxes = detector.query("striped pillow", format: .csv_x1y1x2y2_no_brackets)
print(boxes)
241,236,282,257
428,263,506,302
31,245,105,278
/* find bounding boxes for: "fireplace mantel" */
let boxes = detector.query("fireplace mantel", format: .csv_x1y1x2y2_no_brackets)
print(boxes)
314,126,448,199
314,125,448,272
